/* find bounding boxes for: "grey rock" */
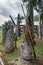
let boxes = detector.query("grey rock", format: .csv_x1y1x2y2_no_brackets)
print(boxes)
20,33,32,61
6,29,14,53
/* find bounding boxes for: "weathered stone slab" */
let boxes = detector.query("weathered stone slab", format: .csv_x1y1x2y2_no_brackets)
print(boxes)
20,34,32,61
6,29,14,53
17,13,21,37
20,42,32,61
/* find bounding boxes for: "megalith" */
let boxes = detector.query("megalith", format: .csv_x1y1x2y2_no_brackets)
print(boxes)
6,29,14,53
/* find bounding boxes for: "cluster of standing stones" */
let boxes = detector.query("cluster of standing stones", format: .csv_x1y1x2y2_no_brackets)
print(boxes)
2,14,21,53
2,22,16,53
2,13,33,63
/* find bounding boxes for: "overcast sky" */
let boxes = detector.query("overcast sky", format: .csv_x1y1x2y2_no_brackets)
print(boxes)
0,0,38,26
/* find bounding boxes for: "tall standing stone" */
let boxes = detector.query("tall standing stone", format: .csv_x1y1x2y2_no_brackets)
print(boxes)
27,0,33,35
20,25,32,61
17,13,21,37
10,24,14,41
6,29,14,53
20,0,36,61
20,34,32,61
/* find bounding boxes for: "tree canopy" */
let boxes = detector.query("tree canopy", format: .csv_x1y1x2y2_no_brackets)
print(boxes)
22,0,43,21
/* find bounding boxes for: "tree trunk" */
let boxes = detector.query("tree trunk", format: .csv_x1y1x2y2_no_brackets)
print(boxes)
27,0,34,35
26,0,36,58
38,9,42,39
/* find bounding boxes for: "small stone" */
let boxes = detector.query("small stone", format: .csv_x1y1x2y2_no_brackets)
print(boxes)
15,59,18,61
0,52,3,57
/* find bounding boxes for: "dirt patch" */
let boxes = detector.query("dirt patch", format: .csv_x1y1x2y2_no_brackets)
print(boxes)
0,45,6,57
7,57,43,65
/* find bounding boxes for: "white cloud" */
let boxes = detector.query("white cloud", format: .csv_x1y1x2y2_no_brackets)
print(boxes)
0,0,38,26
0,0,23,17
0,0,6,4
34,10,39,16
0,15,10,26
0,0,23,26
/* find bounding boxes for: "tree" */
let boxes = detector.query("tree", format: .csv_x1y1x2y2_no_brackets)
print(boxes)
20,16,25,19
22,0,43,38
34,15,39,21
21,0,36,58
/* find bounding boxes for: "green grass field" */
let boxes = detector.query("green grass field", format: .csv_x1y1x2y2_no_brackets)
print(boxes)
3,50,20,62
35,39,43,58
0,28,2,45
0,27,2,35
0,31,2,35
0,29,43,62
3,39,43,62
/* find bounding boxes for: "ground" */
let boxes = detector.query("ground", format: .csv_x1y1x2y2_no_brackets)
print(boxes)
0,28,43,65
0,38,43,65
7,57,43,65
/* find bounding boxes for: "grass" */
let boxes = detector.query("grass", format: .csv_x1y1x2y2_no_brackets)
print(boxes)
3,39,43,62
0,31,2,45
35,45,43,57
35,39,43,58
0,29,43,62
3,37,21,62
0,39,2,45
0,27,2,35
0,31,2,35
17,37,22,48
0,27,2,31
3,50,20,62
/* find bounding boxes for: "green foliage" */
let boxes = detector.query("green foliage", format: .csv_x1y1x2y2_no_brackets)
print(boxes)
0,27,2,31
4,51,20,62
22,0,28,2
3,37,21,62
3,38,43,62
35,45,43,57
0,39,2,45
31,0,37,6
22,0,42,9
22,0,43,22
22,0,38,6
40,13,43,21
34,15,39,21
35,39,43,57
7,20,12,25
0,26,1,28
4,20,12,26
0,27,2,45
20,16,25,19
0,31,2,45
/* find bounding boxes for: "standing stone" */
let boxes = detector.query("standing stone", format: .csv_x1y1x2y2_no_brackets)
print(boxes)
17,13,21,37
20,31,32,61
20,0,34,61
10,24,14,41
6,29,14,53
27,0,34,36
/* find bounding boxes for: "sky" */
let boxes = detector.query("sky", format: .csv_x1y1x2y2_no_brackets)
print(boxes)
0,0,39,26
